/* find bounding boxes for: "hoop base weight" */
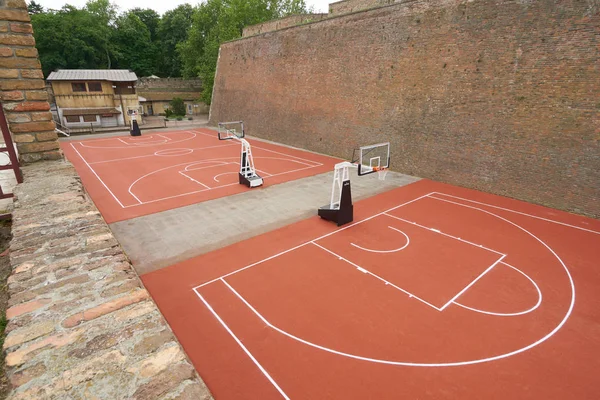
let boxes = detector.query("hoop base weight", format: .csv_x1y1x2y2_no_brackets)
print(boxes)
239,173,263,188
130,120,141,136
318,179,353,226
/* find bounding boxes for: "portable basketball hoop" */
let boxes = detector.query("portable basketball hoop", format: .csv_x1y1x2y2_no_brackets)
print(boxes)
217,121,263,188
127,106,142,137
318,142,390,226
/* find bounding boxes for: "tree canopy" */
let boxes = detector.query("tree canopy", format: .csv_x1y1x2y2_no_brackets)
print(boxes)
31,0,311,102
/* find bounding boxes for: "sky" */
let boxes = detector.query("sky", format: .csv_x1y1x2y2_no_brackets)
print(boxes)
33,0,332,15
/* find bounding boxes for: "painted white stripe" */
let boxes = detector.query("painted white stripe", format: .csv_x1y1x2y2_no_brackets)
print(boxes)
69,143,126,208
311,241,442,311
453,261,543,316
350,226,409,254
191,129,323,166
432,192,600,235
383,212,504,255
193,287,290,399
193,193,434,289
439,255,506,311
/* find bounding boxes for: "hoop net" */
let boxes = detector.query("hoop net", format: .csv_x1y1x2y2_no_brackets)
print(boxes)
376,167,388,181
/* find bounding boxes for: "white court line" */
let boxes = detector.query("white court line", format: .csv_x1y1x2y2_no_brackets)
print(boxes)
69,143,126,208
432,192,600,235
125,163,321,207
193,193,434,290
311,241,442,311
350,226,409,253
193,286,290,399
184,161,232,172
383,213,504,255
213,171,236,183
78,131,198,149
439,255,506,311
191,129,323,166
453,261,543,316
179,171,210,189
213,199,574,367
89,142,238,165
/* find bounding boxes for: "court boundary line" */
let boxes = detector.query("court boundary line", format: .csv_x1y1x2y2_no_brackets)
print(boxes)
432,192,600,235
191,129,324,167
194,193,434,290
192,194,574,368
69,131,327,209
194,285,290,399
88,142,238,165
125,164,320,207
69,143,125,208
79,131,198,149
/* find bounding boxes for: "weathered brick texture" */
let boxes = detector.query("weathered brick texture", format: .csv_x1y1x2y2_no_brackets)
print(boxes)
243,14,329,37
210,0,600,217
0,0,61,163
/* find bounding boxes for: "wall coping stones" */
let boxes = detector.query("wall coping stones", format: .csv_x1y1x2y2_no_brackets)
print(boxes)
4,160,213,399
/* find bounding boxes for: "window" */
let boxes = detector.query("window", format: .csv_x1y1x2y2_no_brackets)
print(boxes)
71,82,87,92
65,115,80,123
87,82,102,92
187,104,193,114
83,115,97,122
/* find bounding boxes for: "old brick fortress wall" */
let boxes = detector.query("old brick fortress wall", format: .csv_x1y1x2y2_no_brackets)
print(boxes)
0,0,60,162
210,0,600,217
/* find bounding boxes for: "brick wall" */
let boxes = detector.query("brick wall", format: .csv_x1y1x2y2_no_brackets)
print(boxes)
242,14,329,37
0,0,60,163
210,0,600,218
329,0,398,15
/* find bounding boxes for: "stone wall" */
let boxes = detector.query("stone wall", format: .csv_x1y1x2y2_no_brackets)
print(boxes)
210,0,600,217
0,0,60,163
242,14,329,37
137,77,202,91
3,160,212,399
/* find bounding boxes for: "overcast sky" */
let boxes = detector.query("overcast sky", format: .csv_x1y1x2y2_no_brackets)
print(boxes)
32,0,332,15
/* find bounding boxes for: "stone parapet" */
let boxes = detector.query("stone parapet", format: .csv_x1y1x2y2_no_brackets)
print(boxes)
3,160,212,399
242,13,329,37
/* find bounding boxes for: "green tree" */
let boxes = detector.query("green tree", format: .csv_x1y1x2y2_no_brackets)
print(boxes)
27,1,44,14
157,4,194,77
84,0,118,25
32,6,113,76
180,0,309,104
111,12,156,77
169,97,186,116
129,8,160,42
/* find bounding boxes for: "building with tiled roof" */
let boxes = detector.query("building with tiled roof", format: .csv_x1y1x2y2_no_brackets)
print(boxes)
47,69,141,129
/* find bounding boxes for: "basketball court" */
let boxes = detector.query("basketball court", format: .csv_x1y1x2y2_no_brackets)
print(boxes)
60,128,340,223
142,179,600,399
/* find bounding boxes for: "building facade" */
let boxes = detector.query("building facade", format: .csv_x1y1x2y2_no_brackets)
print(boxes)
136,77,209,116
47,69,142,129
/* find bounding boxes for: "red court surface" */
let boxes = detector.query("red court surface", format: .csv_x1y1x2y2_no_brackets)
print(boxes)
61,129,340,223
142,179,600,399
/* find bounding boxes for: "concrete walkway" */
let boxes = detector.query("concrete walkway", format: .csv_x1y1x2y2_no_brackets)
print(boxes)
111,168,419,275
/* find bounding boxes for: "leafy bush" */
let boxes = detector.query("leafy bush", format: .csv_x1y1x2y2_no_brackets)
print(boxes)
169,97,186,116
176,116,183,121
165,108,173,118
